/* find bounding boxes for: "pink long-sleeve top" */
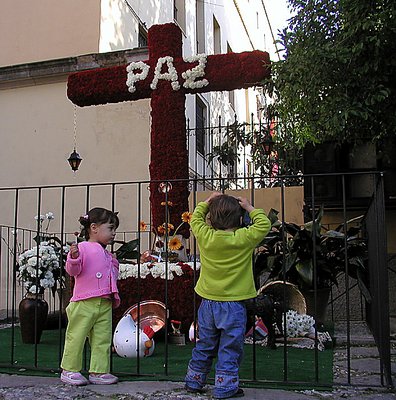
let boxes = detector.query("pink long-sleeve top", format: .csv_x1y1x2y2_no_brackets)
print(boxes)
66,241,120,309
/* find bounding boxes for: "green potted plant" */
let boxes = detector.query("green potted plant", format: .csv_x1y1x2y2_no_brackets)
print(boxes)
254,206,370,323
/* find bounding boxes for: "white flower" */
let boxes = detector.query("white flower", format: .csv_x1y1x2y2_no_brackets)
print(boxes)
28,285,40,294
126,61,150,93
27,265,38,277
17,240,63,294
34,215,45,222
282,310,315,338
27,257,37,267
182,54,209,89
46,212,54,220
150,56,180,91
169,264,183,276
118,261,201,281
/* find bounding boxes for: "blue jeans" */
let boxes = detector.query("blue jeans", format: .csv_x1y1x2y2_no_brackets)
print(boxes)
185,299,247,398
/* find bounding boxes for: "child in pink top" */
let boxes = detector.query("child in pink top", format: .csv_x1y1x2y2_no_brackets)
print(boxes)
61,207,120,386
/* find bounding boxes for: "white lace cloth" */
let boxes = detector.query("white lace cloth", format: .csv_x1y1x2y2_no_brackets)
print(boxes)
244,331,332,351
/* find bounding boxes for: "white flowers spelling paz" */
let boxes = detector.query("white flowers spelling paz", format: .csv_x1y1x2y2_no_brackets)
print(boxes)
126,54,209,93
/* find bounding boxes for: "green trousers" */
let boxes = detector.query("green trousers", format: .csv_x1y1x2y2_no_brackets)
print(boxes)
61,297,112,373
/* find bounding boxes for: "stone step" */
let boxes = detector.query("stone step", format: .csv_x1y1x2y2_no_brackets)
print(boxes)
333,320,376,346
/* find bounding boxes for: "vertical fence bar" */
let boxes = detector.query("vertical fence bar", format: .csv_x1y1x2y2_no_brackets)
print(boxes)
34,187,42,366
310,176,320,382
11,189,19,365
280,177,289,382
366,174,393,386
58,186,66,367
342,174,352,384
83,184,90,372
136,182,142,374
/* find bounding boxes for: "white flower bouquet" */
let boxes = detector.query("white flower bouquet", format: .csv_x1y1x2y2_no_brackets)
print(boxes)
16,212,69,295
118,261,200,281
18,241,61,294
282,309,315,338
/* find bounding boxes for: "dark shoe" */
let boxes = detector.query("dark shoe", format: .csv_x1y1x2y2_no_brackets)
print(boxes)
185,384,206,393
214,388,245,399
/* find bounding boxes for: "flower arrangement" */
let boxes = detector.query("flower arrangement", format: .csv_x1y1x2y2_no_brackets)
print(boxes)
118,261,200,281
150,56,180,91
16,213,69,295
282,310,315,338
181,54,209,89
126,61,150,93
140,202,192,262
18,241,61,294
114,259,201,333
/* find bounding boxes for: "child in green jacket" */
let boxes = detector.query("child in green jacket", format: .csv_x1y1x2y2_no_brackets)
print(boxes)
185,192,271,399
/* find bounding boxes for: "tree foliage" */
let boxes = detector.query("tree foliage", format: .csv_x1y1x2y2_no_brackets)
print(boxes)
271,0,396,147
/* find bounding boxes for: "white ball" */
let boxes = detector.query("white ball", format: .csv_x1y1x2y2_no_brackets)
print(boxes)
113,314,155,358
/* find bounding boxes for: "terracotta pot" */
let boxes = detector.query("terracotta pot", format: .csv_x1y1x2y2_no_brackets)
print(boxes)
19,294,49,344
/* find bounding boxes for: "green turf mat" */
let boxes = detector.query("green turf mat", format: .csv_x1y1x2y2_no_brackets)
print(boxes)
0,327,333,387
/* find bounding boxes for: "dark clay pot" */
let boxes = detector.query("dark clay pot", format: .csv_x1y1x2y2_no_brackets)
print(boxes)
19,295,48,344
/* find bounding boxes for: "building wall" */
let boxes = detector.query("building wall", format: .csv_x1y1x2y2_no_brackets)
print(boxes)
0,80,151,188
0,0,101,66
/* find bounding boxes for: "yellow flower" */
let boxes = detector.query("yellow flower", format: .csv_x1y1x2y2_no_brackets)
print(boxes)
168,236,182,251
157,223,174,236
157,225,166,235
139,221,147,231
181,211,192,224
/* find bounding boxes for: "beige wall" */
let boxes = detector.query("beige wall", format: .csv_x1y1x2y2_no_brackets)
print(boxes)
0,0,101,66
192,187,305,225
0,76,152,232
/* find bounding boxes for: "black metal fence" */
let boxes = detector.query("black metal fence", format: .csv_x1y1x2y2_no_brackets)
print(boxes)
363,175,392,386
0,172,392,387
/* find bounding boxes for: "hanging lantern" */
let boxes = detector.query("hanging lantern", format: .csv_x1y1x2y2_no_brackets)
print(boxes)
67,148,82,171
68,105,83,171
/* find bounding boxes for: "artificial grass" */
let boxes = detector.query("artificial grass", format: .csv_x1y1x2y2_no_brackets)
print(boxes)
0,327,333,388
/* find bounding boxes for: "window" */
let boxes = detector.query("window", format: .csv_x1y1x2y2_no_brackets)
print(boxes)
227,43,235,110
138,24,147,47
174,0,186,32
213,16,221,54
196,0,205,53
196,96,207,155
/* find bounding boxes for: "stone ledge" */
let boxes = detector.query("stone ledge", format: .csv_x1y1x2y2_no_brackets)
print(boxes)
0,47,148,89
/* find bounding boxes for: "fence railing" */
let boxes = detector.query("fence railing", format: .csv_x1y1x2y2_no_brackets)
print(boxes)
0,172,392,387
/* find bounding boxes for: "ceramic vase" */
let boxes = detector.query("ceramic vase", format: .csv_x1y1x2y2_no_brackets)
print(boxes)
19,293,48,344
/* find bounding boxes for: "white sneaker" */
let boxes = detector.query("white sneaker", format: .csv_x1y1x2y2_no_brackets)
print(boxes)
88,373,118,385
61,370,88,386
